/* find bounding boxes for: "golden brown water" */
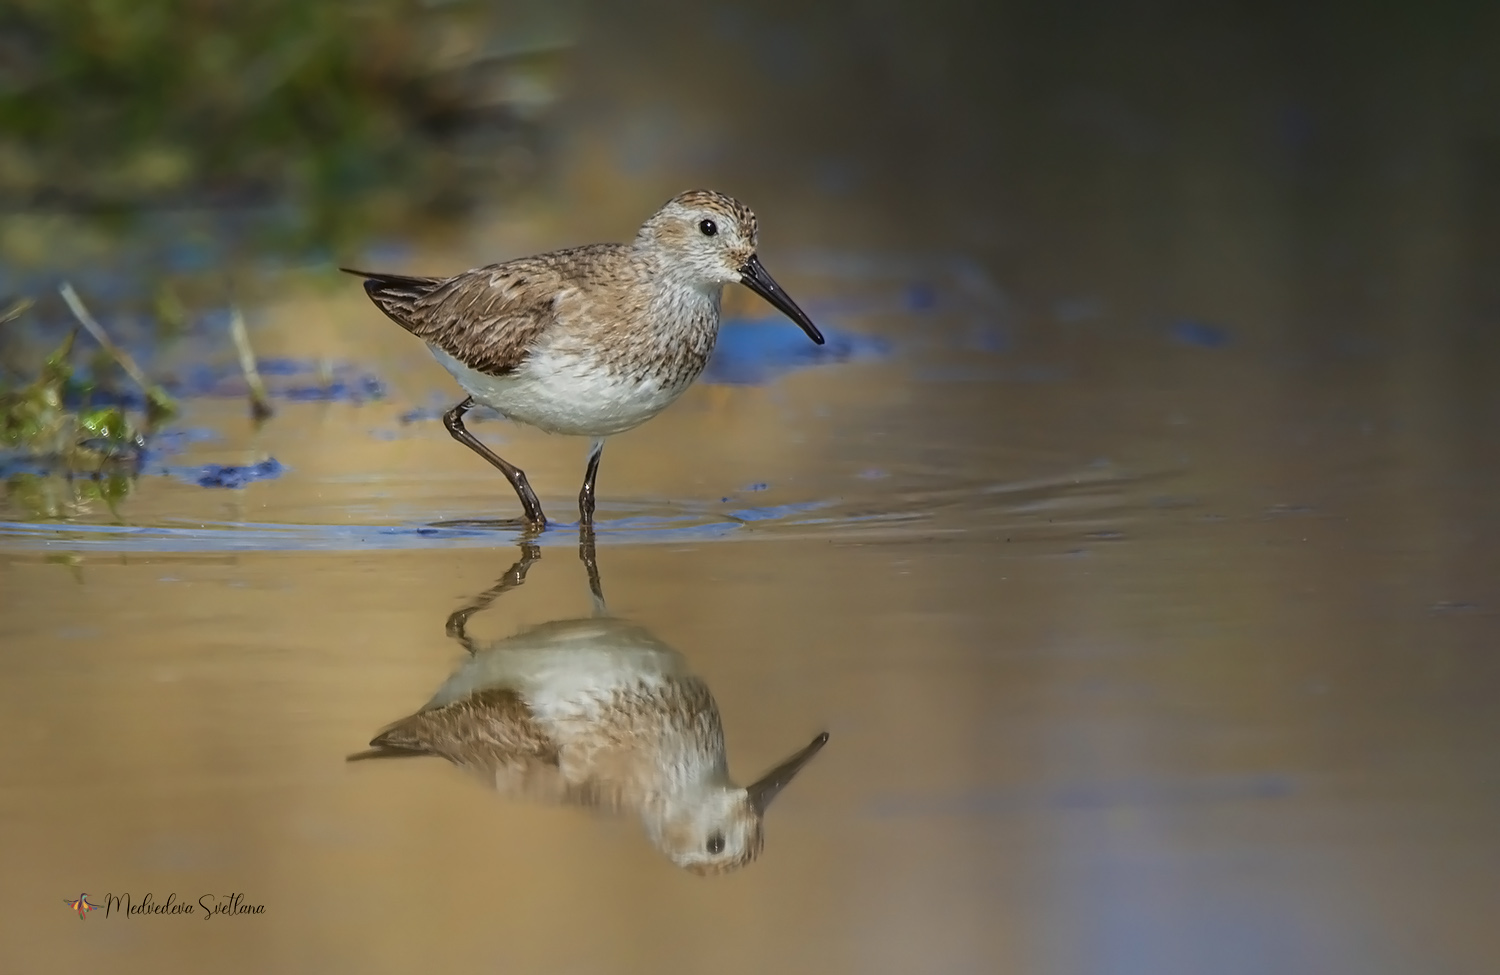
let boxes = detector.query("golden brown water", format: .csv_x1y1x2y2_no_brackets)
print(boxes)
6,3,1500,970
4,256,1497,970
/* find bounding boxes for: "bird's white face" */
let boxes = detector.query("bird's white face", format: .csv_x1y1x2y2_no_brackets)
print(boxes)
637,188,826,344
650,788,765,876
640,194,759,287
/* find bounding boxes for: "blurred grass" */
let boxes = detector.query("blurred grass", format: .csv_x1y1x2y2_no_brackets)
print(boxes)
1,326,144,465
0,0,570,257
0,295,175,516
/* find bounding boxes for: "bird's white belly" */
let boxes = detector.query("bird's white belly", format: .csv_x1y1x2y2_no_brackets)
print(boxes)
430,345,691,437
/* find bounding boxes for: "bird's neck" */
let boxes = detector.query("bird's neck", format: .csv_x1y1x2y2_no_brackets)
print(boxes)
605,268,720,384
645,267,722,328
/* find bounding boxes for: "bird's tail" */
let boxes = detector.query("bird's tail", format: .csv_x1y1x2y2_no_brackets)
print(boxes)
344,724,435,763
339,267,442,330
345,745,432,763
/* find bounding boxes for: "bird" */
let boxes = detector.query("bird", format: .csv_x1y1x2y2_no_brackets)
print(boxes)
347,542,829,874
343,190,825,529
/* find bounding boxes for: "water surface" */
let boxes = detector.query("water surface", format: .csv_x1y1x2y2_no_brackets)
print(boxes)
4,246,1497,973
6,3,1500,967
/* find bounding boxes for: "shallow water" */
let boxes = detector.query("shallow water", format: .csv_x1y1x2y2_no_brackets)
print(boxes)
4,237,1498,973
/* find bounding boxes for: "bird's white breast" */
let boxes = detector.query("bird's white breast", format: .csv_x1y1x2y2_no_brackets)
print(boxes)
430,345,693,437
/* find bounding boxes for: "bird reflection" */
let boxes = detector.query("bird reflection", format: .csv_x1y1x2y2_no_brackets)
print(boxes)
349,538,828,875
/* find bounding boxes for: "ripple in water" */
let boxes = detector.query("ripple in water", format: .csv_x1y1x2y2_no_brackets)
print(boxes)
0,464,1165,553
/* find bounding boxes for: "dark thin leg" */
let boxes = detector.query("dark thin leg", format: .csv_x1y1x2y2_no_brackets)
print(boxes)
443,398,546,527
578,438,605,523
578,532,607,615
445,542,541,654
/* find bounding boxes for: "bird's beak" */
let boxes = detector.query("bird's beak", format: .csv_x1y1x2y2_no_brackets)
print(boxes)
746,731,829,813
738,254,825,345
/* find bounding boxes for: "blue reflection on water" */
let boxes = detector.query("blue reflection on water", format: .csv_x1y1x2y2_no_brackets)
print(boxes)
702,317,890,385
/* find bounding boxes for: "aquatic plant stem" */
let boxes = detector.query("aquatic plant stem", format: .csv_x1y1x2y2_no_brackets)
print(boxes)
0,297,34,325
58,282,176,419
229,306,274,420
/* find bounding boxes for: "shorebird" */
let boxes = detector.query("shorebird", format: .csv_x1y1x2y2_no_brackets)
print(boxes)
343,190,825,528
348,543,828,874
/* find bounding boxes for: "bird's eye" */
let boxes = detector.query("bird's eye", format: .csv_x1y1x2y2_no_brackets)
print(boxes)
706,833,725,855
699,219,718,237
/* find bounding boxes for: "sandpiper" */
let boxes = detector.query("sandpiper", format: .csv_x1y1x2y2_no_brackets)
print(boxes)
343,190,824,528
348,542,828,874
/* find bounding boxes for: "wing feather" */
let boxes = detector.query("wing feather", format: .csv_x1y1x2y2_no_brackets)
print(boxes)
342,244,631,375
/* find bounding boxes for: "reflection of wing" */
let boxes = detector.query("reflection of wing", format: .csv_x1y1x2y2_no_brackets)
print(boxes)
347,683,671,815
349,687,557,767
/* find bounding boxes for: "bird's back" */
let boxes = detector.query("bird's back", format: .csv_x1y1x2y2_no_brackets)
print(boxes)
345,244,642,376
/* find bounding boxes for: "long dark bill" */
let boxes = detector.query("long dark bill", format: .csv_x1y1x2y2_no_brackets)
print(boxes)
746,731,830,814
739,254,825,345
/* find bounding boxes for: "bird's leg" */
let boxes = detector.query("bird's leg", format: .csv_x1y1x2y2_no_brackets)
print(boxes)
578,531,607,616
445,542,541,654
578,438,605,524
577,442,604,611
442,397,546,527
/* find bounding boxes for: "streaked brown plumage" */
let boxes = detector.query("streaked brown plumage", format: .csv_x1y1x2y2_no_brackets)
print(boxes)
349,545,828,874
361,686,559,769
343,190,823,529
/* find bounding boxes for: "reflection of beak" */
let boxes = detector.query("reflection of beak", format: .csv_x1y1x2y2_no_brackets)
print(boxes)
738,254,825,345
746,732,830,813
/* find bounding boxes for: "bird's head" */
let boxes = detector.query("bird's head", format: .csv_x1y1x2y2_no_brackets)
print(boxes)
638,190,824,345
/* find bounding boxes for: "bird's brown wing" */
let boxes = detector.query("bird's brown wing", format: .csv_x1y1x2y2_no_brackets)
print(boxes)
342,261,571,375
343,244,638,374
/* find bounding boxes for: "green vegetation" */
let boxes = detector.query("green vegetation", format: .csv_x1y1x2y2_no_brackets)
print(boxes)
1,322,151,462
0,324,140,517
0,0,568,254
0,289,177,518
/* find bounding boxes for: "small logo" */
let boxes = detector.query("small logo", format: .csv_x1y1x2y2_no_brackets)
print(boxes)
65,893,99,919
